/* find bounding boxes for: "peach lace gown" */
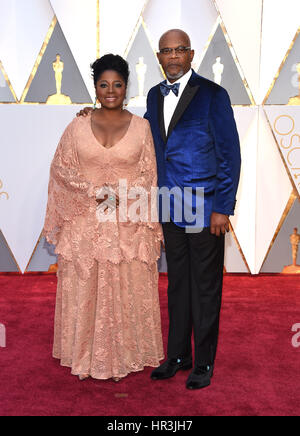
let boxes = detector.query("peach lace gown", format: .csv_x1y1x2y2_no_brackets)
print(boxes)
43,113,164,380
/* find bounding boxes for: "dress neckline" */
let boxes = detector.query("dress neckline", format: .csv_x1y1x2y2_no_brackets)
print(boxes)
90,112,135,150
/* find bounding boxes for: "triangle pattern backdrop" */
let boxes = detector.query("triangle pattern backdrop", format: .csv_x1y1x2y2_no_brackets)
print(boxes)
198,24,252,105
214,0,262,105
0,0,299,274
24,19,92,104
126,22,164,104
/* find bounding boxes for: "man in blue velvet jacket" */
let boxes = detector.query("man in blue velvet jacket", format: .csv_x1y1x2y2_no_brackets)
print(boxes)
147,29,241,390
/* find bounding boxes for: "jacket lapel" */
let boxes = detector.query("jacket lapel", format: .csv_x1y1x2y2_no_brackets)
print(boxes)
167,81,200,139
157,87,167,143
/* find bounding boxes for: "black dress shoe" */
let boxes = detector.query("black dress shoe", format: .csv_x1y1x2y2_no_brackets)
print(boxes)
151,357,193,380
186,365,214,390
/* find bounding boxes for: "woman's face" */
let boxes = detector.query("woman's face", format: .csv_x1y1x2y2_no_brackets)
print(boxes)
95,70,127,110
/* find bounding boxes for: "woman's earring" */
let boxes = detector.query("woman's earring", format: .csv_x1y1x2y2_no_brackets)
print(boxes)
93,97,98,110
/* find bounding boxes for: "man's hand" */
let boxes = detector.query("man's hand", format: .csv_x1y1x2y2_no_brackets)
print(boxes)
210,212,230,237
76,107,94,117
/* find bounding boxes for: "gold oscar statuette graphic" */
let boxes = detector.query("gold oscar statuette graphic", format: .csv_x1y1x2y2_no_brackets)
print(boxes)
0,179,9,200
46,54,72,105
129,57,147,107
282,227,300,274
288,63,300,106
213,57,224,86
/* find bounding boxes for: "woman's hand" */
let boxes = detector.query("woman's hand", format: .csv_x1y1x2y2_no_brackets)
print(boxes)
96,193,120,212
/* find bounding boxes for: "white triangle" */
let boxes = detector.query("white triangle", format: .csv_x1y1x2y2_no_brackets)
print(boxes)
143,0,218,60
143,0,182,51
50,0,98,100
215,0,262,104
260,0,300,103
100,0,147,57
0,105,81,272
0,0,54,100
255,107,294,273
232,107,259,274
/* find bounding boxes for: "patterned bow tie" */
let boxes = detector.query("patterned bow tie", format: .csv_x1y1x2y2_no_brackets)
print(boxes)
160,81,180,97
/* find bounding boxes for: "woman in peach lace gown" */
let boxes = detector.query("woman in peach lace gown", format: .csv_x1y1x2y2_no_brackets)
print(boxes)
43,55,164,381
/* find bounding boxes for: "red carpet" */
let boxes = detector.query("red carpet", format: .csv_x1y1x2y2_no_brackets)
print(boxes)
0,273,299,416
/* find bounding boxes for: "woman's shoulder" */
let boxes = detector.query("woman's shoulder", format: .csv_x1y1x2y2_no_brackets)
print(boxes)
58,112,91,144
130,112,150,130
70,111,92,129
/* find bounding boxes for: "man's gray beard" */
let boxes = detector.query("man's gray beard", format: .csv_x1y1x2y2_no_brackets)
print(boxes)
166,69,184,81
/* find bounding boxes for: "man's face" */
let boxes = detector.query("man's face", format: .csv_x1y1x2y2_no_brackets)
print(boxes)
157,32,195,83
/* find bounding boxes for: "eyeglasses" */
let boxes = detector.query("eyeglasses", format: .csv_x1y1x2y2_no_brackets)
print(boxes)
159,46,191,56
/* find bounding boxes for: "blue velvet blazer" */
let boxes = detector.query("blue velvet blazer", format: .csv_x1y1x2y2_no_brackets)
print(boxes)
144,70,241,228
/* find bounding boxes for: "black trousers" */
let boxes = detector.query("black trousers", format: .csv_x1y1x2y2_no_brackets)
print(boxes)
162,221,225,366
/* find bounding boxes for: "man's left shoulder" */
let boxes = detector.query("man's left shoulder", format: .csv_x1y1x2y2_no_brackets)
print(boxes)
191,72,228,97
146,84,159,99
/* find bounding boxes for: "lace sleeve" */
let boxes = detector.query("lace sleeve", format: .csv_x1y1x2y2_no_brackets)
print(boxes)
43,122,93,246
134,121,163,239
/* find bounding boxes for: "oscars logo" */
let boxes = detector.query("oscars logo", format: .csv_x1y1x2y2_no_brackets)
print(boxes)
0,179,9,200
282,228,300,274
129,57,147,107
46,54,72,105
289,63,300,106
213,57,224,85
273,114,300,193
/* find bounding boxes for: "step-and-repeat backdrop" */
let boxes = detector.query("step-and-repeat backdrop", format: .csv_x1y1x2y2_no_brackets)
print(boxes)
0,0,299,274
